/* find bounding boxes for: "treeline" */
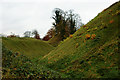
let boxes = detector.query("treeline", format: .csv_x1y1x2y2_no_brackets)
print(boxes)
3,8,83,41
43,8,83,41
6,30,41,40
23,30,40,39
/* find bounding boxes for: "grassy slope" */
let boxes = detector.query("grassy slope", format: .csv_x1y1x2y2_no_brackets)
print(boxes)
2,37,54,59
40,1,120,78
48,34,62,47
2,45,70,78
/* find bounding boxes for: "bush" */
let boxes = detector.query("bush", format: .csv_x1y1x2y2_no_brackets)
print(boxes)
91,34,96,40
93,27,98,31
109,10,112,12
87,29,90,32
115,10,120,15
83,25,87,28
85,34,91,40
112,14,114,16
69,35,73,38
109,20,114,24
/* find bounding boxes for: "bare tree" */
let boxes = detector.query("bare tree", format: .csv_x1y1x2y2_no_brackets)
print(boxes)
23,31,32,37
32,30,40,39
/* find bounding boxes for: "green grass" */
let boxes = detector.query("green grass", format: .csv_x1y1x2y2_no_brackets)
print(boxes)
2,37,54,59
2,1,120,78
47,34,62,47
39,1,120,78
2,45,69,78
2,37,70,78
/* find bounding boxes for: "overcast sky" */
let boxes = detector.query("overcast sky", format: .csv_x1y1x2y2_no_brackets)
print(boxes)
0,0,118,38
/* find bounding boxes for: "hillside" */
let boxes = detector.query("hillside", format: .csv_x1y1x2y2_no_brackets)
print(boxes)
2,45,70,78
39,1,120,78
2,37,54,59
2,37,68,78
2,1,120,79
48,34,62,47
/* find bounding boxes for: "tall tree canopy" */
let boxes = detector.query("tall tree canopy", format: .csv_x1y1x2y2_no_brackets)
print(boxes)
42,28,55,41
52,8,83,40
52,8,64,35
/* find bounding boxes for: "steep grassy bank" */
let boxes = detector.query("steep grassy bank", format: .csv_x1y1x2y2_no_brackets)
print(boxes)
2,45,69,78
2,37,70,78
2,1,120,78
48,34,62,47
40,1,120,78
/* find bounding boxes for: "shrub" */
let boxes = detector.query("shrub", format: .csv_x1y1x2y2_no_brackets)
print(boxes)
116,10,120,15
101,23,107,29
112,14,114,16
79,32,83,36
48,61,52,64
109,10,112,12
109,20,114,24
7,35,17,38
83,25,87,28
86,27,89,30
91,34,96,40
108,10,112,14
64,37,69,42
93,27,97,31
87,29,90,32
69,35,73,38
103,25,107,28
85,34,91,40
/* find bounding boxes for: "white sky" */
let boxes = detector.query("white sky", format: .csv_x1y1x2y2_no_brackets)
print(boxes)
0,0,119,38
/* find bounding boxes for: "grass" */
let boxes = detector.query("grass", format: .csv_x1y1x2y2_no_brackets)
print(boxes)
39,1,120,78
47,34,62,47
2,45,69,78
2,37,54,59
2,1,120,78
